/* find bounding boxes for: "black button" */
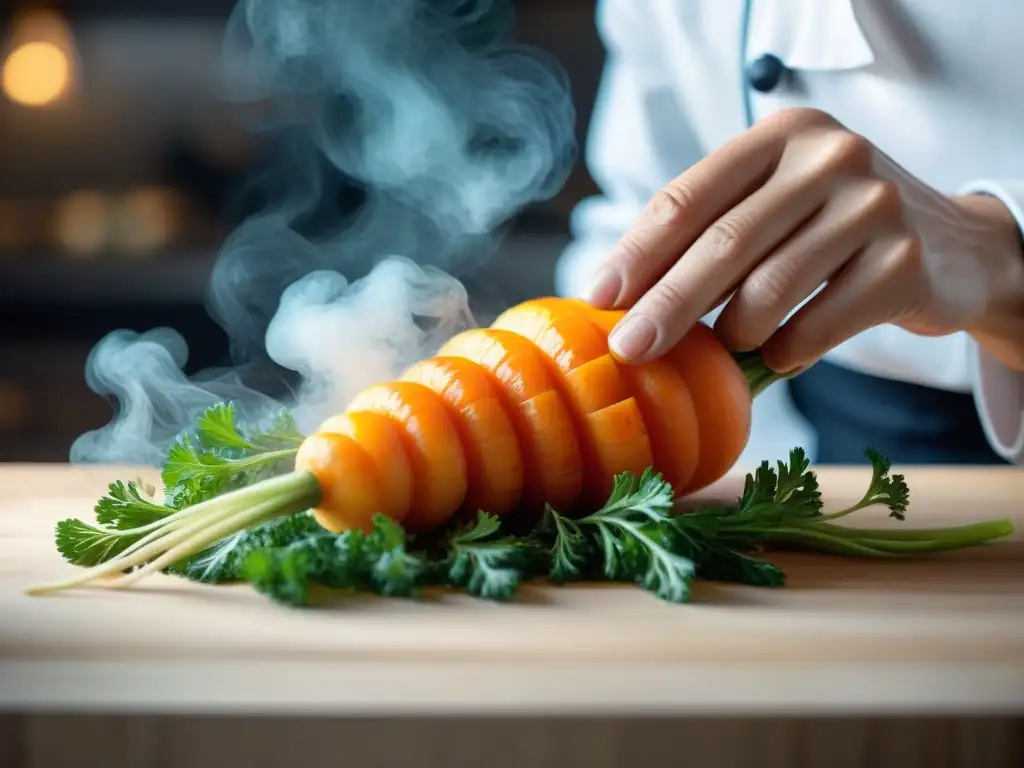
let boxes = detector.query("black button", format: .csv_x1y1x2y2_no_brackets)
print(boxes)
747,53,787,93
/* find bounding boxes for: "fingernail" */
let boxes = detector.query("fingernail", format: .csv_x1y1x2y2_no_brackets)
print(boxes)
609,314,658,360
583,266,622,308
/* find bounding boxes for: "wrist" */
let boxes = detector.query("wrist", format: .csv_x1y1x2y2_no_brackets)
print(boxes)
955,194,1024,370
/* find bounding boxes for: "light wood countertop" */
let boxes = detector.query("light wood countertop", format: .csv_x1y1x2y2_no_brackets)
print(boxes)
1,463,1022,717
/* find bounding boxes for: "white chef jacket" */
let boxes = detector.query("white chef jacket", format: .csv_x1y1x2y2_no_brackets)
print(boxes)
555,0,1024,467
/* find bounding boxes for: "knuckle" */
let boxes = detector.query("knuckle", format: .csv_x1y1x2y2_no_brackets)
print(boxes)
703,216,749,262
612,231,653,272
861,179,904,219
812,131,874,177
739,265,793,312
884,234,924,275
768,320,824,371
715,311,766,351
722,271,793,346
648,278,690,314
765,106,835,131
645,184,694,227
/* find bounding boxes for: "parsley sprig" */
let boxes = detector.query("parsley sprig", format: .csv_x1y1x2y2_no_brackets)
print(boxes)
31,402,1015,606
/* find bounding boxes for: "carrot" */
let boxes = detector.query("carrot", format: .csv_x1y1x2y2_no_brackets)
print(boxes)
28,296,792,597
490,299,650,507
437,327,582,513
344,381,468,531
400,356,524,518
663,324,752,493
295,431,388,534
312,410,413,526
541,298,701,493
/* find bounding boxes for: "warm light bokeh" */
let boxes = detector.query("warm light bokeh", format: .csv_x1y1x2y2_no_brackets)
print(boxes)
1,11,77,108
2,41,71,107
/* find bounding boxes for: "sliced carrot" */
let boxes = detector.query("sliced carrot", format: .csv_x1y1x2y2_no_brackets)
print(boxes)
491,299,631,411
615,360,701,493
400,356,524,517
345,381,468,531
561,354,625,414
438,328,554,401
567,299,736,494
517,388,584,511
664,323,752,493
564,299,621,336
492,300,651,508
583,397,652,504
295,432,385,534
439,328,583,513
315,410,413,523
490,299,608,373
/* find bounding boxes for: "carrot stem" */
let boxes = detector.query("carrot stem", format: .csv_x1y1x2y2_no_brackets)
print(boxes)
732,349,797,397
26,471,323,595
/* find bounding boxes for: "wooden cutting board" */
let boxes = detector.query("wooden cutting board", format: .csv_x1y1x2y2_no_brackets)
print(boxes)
1,463,1023,716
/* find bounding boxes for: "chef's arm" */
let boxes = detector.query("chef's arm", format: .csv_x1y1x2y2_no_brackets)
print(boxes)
555,0,703,298
958,180,1024,465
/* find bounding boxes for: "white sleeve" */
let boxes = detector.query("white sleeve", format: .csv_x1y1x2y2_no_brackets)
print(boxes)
959,179,1024,465
554,0,704,299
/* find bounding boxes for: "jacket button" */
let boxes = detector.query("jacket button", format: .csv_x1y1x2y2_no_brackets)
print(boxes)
747,53,787,93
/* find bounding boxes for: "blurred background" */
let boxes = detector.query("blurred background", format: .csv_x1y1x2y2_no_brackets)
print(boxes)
0,0,607,462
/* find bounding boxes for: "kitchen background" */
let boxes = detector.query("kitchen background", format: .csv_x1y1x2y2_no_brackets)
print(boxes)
0,0,806,466
0,0,608,462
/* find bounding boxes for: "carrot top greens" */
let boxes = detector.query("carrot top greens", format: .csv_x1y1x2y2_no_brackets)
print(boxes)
34,401,1014,607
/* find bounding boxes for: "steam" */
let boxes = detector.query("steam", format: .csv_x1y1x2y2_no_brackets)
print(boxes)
71,0,575,463
265,257,475,434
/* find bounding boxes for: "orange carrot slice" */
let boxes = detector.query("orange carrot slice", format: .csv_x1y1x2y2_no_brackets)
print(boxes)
517,388,584,511
492,300,649,507
345,381,468,531
438,328,583,512
665,323,752,493
296,432,386,534
401,356,524,517
583,397,653,504
615,360,701,493
570,299,733,494
316,410,413,523
491,299,608,373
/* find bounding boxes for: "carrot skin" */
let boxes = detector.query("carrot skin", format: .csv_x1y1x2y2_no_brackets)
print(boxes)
345,381,468,532
664,324,752,494
400,356,524,518
316,410,414,523
295,432,386,534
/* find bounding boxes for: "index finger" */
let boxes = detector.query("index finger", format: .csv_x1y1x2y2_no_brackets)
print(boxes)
585,124,785,311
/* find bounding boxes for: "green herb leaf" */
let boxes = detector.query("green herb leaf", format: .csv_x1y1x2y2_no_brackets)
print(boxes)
236,514,432,607
774,447,822,517
55,518,142,567
439,511,538,600
540,506,592,583
545,469,695,603
860,447,909,520
161,402,302,511
240,546,317,607
365,514,429,598
195,402,257,452
94,480,174,530
171,510,323,583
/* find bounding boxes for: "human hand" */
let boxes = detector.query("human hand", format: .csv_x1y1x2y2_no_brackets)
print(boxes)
585,108,1024,372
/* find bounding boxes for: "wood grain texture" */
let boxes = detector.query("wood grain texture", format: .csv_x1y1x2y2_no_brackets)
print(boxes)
1,463,1023,716
0,714,1021,768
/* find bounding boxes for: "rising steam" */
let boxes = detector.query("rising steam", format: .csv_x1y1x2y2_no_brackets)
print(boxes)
71,0,575,463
